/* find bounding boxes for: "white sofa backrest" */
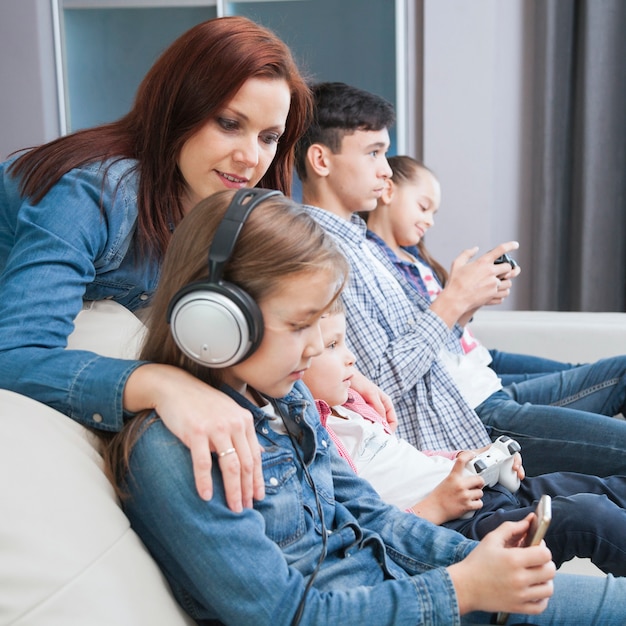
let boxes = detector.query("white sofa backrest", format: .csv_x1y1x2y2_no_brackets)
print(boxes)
471,310,626,364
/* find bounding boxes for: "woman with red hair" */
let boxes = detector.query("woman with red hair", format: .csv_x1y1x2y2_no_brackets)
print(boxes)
0,16,311,511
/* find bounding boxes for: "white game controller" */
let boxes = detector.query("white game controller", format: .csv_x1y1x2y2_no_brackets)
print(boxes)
467,435,521,493
460,435,521,519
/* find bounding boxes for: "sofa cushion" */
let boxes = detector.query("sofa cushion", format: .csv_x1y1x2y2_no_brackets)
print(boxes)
0,390,194,626
0,301,194,626
471,310,626,363
67,299,147,358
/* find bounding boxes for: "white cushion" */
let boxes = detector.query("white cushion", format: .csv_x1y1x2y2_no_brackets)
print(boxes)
471,310,626,363
67,299,147,358
0,302,194,625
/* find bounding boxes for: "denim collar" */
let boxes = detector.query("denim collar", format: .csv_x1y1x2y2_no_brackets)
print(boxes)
219,381,311,427
219,381,317,464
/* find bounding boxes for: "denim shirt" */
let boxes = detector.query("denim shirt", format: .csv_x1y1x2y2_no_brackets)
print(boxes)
0,156,158,430
122,381,477,625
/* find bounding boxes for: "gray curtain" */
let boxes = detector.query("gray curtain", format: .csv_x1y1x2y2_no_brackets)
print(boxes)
530,0,626,312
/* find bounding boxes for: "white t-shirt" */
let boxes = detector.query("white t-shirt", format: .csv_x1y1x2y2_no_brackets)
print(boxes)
438,344,503,409
327,404,459,510
411,254,503,408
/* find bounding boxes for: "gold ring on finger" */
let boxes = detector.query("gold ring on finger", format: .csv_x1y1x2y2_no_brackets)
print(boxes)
217,447,237,458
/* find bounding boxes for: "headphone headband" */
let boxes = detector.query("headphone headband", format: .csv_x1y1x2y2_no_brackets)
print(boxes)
208,188,282,282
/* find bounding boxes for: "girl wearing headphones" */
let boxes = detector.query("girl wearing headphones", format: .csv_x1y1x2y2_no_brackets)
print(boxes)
103,188,626,625
1,16,316,511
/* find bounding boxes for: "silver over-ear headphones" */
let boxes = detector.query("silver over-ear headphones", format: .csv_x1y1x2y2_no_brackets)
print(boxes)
167,188,282,367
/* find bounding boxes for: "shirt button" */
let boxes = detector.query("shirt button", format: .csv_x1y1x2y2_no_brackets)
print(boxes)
261,427,269,434
322,440,328,448
139,294,149,301
92,413,103,423
269,477,279,486
295,416,301,424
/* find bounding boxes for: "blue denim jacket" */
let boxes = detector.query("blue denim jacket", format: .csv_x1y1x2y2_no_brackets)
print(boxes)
122,381,477,625
0,157,157,430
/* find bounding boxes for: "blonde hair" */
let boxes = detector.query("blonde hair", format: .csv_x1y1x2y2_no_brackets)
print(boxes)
105,189,349,489
325,295,346,317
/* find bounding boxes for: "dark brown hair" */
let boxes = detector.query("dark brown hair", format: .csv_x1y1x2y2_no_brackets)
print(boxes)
386,155,448,286
295,82,395,181
9,16,312,259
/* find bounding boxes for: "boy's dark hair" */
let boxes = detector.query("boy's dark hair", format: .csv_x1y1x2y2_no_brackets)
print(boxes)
295,82,396,180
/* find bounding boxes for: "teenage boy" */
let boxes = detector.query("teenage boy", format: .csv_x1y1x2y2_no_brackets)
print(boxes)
295,81,626,478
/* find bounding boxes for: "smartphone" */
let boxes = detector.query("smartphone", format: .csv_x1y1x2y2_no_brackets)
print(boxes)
524,495,552,547
494,495,552,625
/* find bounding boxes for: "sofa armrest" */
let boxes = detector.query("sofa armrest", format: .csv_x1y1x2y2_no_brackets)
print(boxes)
0,390,195,626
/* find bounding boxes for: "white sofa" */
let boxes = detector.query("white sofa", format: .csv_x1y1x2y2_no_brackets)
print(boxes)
1,302,193,626
2,305,624,623
470,310,626,364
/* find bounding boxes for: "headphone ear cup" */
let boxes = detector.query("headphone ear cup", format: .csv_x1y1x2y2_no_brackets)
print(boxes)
168,281,264,368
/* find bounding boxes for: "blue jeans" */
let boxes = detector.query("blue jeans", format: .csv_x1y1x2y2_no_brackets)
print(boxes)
488,349,579,386
465,574,625,625
476,356,626,476
445,473,626,576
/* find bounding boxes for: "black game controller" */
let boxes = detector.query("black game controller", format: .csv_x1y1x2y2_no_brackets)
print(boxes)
494,253,518,269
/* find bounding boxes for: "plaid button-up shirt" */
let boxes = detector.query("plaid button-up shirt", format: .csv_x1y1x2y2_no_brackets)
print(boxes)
305,205,490,451
365,230,431,299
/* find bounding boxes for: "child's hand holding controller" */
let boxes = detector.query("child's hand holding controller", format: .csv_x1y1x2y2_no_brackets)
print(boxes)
459,437,523,519
465,436,522,492
417,439,526,523
411,451,486,524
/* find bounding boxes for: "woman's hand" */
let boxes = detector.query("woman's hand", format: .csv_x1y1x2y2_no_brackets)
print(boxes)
448,515,555,616
350,370,399,431
411,451,485,523
124,363,264,512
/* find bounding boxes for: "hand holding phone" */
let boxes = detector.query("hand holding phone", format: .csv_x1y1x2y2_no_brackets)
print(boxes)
524,495,552,547
494,495,552,625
